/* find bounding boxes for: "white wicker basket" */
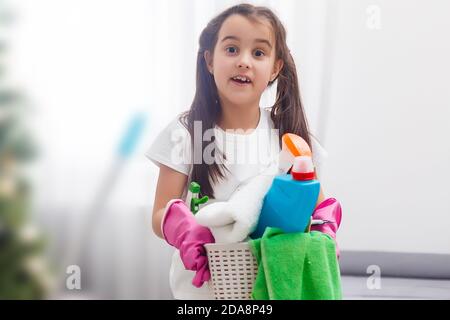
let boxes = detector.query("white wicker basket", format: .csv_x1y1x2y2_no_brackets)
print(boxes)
204,242,258,300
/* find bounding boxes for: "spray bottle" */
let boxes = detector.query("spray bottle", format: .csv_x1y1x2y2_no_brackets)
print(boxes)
251,136,320,238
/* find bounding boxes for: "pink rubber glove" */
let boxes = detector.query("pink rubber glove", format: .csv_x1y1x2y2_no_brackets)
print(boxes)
161,199,215,287
310,198,342,258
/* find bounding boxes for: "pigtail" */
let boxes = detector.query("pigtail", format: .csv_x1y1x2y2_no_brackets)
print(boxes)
179,27,228,199
271,51,312,149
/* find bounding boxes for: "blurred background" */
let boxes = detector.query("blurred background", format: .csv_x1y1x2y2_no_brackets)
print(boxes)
0,0,449,299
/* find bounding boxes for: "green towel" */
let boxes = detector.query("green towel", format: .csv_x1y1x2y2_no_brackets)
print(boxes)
249,227,342,300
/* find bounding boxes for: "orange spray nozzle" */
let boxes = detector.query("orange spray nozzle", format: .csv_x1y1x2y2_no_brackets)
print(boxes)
282,133,312,157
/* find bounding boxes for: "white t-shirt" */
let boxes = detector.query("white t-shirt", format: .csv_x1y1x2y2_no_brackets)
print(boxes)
145,107,328,299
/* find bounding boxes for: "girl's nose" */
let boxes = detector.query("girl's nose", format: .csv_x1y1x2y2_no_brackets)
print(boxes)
238,62,250,69
237,52,251,69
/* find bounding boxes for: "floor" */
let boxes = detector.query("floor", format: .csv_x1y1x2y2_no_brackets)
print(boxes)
55,276,450,300
341,276,450,300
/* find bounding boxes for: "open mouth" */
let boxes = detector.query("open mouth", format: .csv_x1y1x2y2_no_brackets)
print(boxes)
230,75,252,86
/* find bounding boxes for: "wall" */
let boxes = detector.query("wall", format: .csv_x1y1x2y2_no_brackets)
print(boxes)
320,0,450,254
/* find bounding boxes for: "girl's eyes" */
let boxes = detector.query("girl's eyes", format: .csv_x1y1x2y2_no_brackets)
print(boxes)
254,49,265,57
226,46,238,54
225,46,266,57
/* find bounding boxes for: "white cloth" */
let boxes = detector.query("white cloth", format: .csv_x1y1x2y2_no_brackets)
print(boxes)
145,107,328,300
194,162,279,243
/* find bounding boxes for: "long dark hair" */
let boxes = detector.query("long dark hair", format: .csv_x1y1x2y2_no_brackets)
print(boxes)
180,3,311,198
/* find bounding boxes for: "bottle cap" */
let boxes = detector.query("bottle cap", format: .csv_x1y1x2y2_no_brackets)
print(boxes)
291,156,315,181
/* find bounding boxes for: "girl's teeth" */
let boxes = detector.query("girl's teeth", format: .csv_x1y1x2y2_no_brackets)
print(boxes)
233,76,250,83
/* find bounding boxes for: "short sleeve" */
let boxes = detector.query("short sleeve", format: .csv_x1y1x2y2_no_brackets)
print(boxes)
310,135,328,176
145,115,192,176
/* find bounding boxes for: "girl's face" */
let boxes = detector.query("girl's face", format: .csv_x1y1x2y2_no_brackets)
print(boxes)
204,14,283,108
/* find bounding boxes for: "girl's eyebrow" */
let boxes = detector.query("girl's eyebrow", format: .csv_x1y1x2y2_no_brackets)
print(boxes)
221,35,272,49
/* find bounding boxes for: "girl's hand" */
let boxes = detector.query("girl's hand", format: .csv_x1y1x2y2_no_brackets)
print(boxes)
310,198,342,257
162,199,215,287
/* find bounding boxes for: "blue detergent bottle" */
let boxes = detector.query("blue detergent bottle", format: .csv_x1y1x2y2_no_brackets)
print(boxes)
251,156,320,238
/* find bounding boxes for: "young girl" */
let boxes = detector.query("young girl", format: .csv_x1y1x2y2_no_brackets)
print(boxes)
146,3,328,299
